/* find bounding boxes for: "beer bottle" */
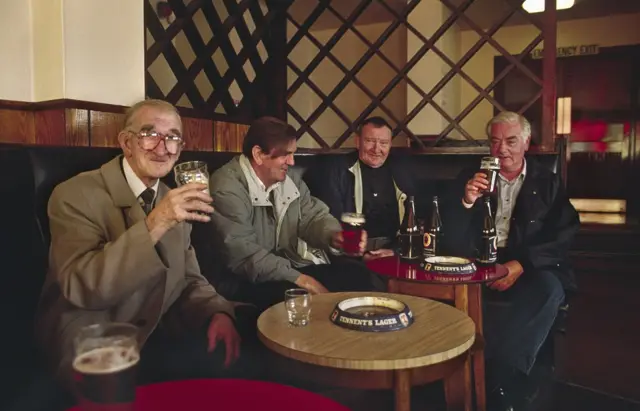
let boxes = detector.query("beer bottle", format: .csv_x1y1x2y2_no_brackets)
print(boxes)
423,196,442,257
398,196,421,260
478,195,497,265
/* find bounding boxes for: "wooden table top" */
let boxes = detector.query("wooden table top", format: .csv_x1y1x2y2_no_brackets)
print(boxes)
367,256,509,285
258,292,475,371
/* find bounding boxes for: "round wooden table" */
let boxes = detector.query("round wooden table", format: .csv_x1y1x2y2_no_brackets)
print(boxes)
68,379,350,411
258,291,475,411
366,256,509,411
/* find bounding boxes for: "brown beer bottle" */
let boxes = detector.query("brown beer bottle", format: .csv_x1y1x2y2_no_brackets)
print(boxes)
423,196,442,257
477,195,497,265
399,196,421,260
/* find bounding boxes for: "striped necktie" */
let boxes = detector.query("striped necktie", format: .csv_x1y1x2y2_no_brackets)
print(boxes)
139,188,156,215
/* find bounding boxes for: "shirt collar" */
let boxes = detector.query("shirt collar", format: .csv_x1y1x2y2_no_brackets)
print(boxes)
122,157,159,200
239,155,281,196
499,158,527,182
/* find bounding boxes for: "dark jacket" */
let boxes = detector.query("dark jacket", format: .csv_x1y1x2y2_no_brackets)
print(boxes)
442,157,580,291
313,151,416,227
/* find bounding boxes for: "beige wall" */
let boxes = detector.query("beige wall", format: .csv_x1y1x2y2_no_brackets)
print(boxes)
0,0,144,105
460,13,640,139
0,0,34,101
62,0,144,105
407,0,460,138
32,0,64,101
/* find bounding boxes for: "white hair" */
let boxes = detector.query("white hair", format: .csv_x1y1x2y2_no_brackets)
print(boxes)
486,111,531,142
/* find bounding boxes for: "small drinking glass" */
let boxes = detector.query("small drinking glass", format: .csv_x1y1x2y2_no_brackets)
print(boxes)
284,288,311,327
174,161,210,194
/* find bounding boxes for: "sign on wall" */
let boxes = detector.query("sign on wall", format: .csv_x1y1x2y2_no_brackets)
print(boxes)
531,44,600,59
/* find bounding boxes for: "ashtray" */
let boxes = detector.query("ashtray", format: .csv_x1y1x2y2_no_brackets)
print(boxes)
330,296,414,332
421,256,477,275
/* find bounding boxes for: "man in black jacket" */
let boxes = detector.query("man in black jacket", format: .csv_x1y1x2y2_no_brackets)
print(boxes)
443,112,580,410
314,117,415,260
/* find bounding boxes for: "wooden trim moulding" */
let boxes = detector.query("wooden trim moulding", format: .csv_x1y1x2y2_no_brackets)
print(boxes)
0,99,252,124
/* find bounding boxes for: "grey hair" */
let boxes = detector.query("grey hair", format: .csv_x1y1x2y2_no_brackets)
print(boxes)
123,99,181,129
486,111,531,142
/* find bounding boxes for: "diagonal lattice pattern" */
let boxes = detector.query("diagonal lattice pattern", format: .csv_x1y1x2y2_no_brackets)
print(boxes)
145,0,282,117
286,0,550,149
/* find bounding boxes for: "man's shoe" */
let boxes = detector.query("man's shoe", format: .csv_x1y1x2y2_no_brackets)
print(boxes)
487,385,517,411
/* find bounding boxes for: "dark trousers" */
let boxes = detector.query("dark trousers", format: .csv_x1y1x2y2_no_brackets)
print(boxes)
139,306,265,384
232,256,388,312
483,268,565,378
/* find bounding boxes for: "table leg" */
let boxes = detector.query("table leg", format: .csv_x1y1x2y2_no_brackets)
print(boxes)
444,353,472,411
468,284,486,411
452,284,472,411
394,369,411,411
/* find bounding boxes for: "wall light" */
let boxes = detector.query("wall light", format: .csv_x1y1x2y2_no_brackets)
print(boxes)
556,97,572,135
522,0,575,13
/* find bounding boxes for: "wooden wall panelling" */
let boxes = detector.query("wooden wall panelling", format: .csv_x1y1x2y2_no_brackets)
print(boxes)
214,120,249,152
89,111,125,148
182,117,214,151
64,109,90,147
34,109,69,146
0,108,35,144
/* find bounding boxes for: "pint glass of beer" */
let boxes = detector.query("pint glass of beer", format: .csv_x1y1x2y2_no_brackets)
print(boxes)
340,212,365,256
174,161,210,195
73,323,140,411
480,156,500,194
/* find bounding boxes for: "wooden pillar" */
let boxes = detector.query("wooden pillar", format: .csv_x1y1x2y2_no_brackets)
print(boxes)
265,0,291,121
541,0,557,151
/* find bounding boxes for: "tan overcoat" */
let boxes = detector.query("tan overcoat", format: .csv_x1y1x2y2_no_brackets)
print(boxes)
35,155,235,383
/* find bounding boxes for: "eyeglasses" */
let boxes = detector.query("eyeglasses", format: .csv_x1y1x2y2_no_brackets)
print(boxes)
129,130,184,154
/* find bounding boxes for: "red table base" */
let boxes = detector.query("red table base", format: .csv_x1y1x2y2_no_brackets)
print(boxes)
68,379,350,411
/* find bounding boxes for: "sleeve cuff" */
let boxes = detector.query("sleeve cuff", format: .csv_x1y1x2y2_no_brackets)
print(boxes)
461,198,474,209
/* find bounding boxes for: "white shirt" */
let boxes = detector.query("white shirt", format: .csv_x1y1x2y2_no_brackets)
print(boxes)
122,157,159,202
239,155,284,218
495,160,527,247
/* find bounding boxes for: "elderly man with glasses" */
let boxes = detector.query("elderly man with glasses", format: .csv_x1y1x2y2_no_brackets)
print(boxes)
35,99,257,397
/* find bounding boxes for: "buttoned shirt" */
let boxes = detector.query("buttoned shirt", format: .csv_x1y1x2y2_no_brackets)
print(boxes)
122,157,159,204
495,160,527,247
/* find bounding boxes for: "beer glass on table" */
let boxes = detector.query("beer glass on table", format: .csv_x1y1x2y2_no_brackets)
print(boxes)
340,212,365,257
480,156,500,194
73,323,139,411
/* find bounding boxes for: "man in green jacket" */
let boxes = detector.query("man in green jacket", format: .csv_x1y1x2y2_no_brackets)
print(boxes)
210,117,386,310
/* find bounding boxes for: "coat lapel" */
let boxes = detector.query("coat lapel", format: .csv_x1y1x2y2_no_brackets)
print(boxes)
100,155,182,295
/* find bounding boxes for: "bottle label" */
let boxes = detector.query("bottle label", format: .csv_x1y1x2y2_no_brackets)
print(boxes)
423,233,436,257
478,235,497,263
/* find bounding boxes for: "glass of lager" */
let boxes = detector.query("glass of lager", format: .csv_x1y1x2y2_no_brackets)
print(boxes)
340,212,365,257
73,323,140,411
174,161,210,194
480,156,500,194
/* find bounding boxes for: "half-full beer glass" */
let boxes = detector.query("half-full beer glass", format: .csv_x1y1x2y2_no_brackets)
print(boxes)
480,156,500,194
340,212,365,257
73,323,139,411
174,161,210,194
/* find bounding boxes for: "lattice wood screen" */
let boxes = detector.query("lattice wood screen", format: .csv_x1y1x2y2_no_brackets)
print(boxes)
145,0,289,120
286,0,556,150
